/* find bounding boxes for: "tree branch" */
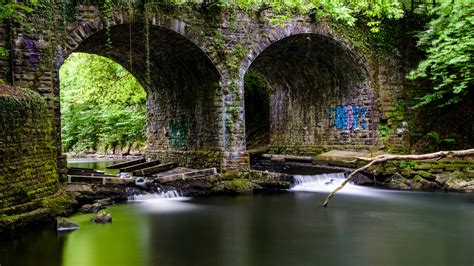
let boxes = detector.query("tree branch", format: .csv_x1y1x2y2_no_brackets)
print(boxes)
322,149,474,207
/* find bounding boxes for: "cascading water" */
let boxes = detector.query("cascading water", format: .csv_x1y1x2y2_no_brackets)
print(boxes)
290,172,398,199
290,172,385,196
128,190,182,201
128,189,197,213
290,172,350,193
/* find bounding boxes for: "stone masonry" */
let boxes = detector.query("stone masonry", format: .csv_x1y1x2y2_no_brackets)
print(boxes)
3,3,409,173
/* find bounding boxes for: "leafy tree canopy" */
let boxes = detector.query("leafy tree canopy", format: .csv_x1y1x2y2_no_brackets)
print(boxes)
407,0,473,108
60,53,146,154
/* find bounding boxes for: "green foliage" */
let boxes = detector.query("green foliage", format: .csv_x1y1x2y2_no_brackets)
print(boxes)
219,0,404,31
399,160,416,169
0,0,40,57
0,0,38,24
407,1,473,108
378,122,392,140
60,53,146,154
427,131,456,148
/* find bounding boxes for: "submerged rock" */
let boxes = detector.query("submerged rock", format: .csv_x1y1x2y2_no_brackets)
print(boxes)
91,210,112,223
57,217,79,232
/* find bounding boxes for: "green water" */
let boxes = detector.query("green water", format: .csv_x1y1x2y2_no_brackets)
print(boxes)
67,158,126,175
1,190,473,266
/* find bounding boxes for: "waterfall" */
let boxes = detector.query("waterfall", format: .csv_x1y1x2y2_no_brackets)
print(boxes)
290,172,392,199
128,190,182,201
290,172,358,193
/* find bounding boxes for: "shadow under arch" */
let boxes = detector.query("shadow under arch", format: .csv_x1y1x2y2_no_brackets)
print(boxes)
243,32,375,153
55,22,223,165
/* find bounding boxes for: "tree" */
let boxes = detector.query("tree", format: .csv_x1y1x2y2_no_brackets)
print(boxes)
407,1,474,108
60,53,147,154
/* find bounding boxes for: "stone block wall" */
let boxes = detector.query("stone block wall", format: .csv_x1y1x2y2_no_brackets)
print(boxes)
4,4,413,172
0,86,58,216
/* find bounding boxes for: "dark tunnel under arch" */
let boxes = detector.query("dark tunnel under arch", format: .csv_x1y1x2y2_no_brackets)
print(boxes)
244,33,374,151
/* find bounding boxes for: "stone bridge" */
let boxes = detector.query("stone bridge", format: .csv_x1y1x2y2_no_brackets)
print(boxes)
2,3,408,173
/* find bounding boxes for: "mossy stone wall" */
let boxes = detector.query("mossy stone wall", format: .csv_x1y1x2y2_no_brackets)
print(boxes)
0,87,58,217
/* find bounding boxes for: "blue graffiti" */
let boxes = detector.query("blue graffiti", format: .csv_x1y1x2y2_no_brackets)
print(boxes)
329,104,369,130
352,104,359,129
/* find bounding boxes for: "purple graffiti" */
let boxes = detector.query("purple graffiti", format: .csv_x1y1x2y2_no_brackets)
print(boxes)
24,37,41,70
329,104,368,130
346,105,354,129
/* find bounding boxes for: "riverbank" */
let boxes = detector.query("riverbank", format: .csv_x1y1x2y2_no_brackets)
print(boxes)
253,151,474,193
2,151,472,237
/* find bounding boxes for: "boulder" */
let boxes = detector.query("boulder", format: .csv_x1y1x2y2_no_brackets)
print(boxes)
79,203,103,213
91,210,112,223
95,198,114,206
388,177,411,190
212,179,262,194
444,171,474,192
57,217,79,232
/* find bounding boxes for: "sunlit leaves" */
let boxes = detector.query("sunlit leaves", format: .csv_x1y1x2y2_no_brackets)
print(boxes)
60,53,146,154
407,1,473,108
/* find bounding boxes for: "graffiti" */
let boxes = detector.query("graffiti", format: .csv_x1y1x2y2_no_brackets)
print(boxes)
168,122,188,148
329,104,368,130
24,37,41,70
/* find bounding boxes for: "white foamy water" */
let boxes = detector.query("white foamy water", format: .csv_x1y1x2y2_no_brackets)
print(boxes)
128,190,182,201
128,190,197,213
290,172,391,198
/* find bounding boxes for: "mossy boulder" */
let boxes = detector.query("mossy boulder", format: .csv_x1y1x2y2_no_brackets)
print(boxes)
212,178,262,194
254,180,291,190
417,170,436,181
91,210,112,223
388,176,411,190
444,171,474,192
79,203,103,213
386,173,439,190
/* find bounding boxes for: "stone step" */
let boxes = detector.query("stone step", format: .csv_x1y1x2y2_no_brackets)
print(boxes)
119,160,161,172
154,168,217,183
133,162,178,177
66,175,133,185
106,158,146,169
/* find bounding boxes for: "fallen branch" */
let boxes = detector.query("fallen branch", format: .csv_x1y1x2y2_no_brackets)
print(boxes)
322,149,474,207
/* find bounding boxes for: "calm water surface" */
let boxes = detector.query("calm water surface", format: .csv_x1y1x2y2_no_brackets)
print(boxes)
1,166,473,266
67,158,125,174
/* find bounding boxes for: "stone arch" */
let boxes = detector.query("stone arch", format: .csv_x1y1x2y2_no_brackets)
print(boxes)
241,20,376,153
240,20,369,78
52,7,224,166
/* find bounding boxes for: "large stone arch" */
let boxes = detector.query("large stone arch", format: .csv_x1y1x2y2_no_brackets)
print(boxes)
240,20,376,154
51,7,224,168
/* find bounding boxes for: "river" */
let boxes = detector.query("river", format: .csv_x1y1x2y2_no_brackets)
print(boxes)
0,160,473,266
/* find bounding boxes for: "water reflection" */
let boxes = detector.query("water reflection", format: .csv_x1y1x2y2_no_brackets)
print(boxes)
62,204,149,266
1,191,473,266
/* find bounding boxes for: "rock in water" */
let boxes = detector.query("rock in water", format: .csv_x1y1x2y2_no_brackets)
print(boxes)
91,210,112,223
57,217,80,232
79,203,103,213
